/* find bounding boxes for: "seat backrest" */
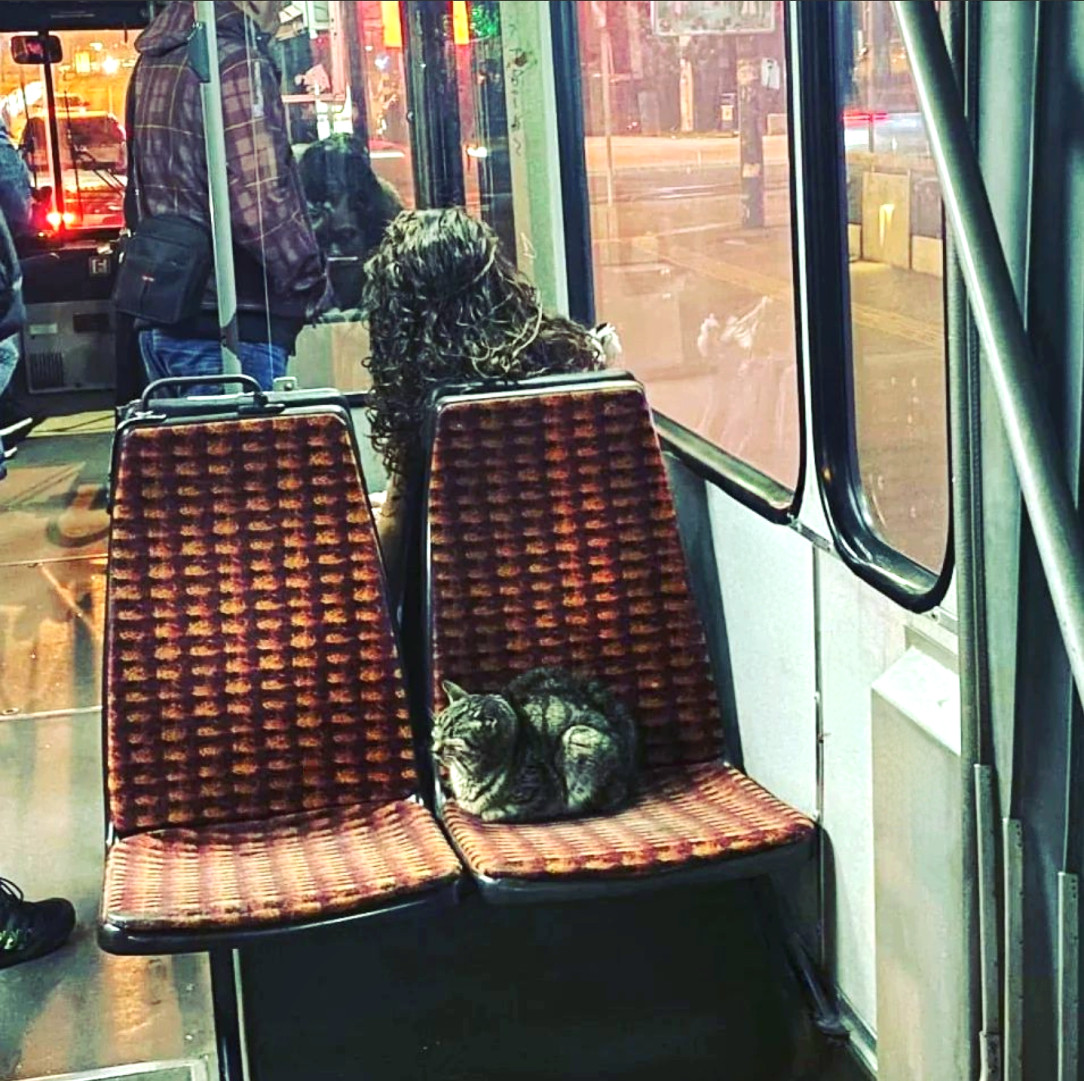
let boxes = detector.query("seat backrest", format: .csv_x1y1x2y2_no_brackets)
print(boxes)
106,407,418,835
424,378,723,768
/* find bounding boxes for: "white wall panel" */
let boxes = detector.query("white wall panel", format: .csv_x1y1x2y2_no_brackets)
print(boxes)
817,550,909,1036
706,488,817,817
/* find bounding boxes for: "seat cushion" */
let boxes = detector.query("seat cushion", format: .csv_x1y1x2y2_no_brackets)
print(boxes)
440,763,814,881
102,800,462,933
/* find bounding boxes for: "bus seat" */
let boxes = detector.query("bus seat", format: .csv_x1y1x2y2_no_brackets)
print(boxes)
99,386,462,955
418,373,815,902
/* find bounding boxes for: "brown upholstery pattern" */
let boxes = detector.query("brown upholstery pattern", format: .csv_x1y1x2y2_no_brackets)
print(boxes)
427,386,723,768
106,412,417,834
102,799,462,932
440,763,813,880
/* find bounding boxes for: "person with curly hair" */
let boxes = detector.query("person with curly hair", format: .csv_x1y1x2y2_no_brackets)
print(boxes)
360,207,618,602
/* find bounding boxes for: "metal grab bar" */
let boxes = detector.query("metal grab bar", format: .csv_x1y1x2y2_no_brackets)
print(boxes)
893,0,1084,704
193,0,241,372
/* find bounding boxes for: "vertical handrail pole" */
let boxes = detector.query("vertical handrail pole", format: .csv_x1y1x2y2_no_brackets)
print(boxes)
893,0,1084,702
193,1,241,373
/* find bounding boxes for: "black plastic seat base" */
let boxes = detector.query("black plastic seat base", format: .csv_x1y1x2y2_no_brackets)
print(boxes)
98,877,462,955
460,834,816,905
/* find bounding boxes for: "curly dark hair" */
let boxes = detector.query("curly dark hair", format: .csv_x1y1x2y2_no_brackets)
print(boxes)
360,208,605,476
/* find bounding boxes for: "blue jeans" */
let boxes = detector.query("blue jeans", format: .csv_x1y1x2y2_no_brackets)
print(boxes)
0,334,18,398
138,329,288,397
0,334,18,468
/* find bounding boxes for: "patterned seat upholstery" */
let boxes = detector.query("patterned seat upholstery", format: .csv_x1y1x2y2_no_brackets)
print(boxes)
103,801,461,932
102,408,461,944
442,763,812,881
425,379,814,888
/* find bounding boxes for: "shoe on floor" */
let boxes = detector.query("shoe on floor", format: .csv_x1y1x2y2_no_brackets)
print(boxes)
0,878,76,969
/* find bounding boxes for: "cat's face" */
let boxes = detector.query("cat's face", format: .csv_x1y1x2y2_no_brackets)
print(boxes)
432,680,519,799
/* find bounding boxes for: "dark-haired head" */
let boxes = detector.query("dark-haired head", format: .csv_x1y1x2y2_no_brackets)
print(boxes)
360,208,604,477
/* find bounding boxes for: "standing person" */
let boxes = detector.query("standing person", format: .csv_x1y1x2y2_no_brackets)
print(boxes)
0,118,31,237
0,117,35,455
128,0,331,391
0,195,26,472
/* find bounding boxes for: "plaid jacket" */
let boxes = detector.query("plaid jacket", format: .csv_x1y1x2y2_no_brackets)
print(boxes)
131,1,329,324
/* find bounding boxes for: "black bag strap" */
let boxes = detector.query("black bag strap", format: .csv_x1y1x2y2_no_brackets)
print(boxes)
122,68,140,230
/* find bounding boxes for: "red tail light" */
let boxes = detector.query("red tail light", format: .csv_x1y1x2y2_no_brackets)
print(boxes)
45,210,78,230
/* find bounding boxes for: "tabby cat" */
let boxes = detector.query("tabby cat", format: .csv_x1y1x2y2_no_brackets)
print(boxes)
431,667,638,823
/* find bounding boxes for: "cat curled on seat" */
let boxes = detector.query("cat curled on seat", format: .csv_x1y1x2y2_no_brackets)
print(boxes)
431,667,638,824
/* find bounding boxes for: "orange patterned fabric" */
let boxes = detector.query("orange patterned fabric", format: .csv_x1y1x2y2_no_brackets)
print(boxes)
427,386,723,767
441,763,813,880
106,412,417,833
102,799,462,931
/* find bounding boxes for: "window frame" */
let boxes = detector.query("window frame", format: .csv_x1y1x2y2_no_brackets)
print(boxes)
551,0,808,522
794,0,954,610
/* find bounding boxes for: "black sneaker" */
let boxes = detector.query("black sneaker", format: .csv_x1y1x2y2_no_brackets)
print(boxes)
0,878,76,969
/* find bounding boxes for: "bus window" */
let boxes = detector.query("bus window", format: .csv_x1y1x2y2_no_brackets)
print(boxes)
577,0,802,498
1,29,135,236
273,2,414,207
265,1,416,391
840,1,949,571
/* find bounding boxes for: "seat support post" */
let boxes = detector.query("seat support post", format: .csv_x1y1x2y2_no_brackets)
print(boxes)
751,879,847,1041
209,947,247,1081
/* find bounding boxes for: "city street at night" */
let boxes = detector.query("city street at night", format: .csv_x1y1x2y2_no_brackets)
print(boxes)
584,132,948,569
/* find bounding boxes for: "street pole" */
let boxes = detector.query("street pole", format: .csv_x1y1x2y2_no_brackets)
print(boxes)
192,0,240,373
736,33,764,228
599,13,616,212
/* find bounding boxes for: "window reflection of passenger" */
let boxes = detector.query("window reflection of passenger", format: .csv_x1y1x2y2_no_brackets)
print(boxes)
360,208,616,603
297,134,403,310
128,0,331,392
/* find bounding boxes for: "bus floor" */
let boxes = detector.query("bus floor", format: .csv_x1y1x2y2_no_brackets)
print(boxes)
0,417,869,1081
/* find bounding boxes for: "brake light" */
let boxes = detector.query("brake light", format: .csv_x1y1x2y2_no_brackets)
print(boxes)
842,109,889,124
46,210,78,230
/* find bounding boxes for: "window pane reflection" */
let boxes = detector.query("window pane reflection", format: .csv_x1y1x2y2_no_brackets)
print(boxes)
579,0,800,492
840,0,949,570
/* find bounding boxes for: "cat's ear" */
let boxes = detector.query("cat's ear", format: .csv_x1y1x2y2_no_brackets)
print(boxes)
443,679,469,704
